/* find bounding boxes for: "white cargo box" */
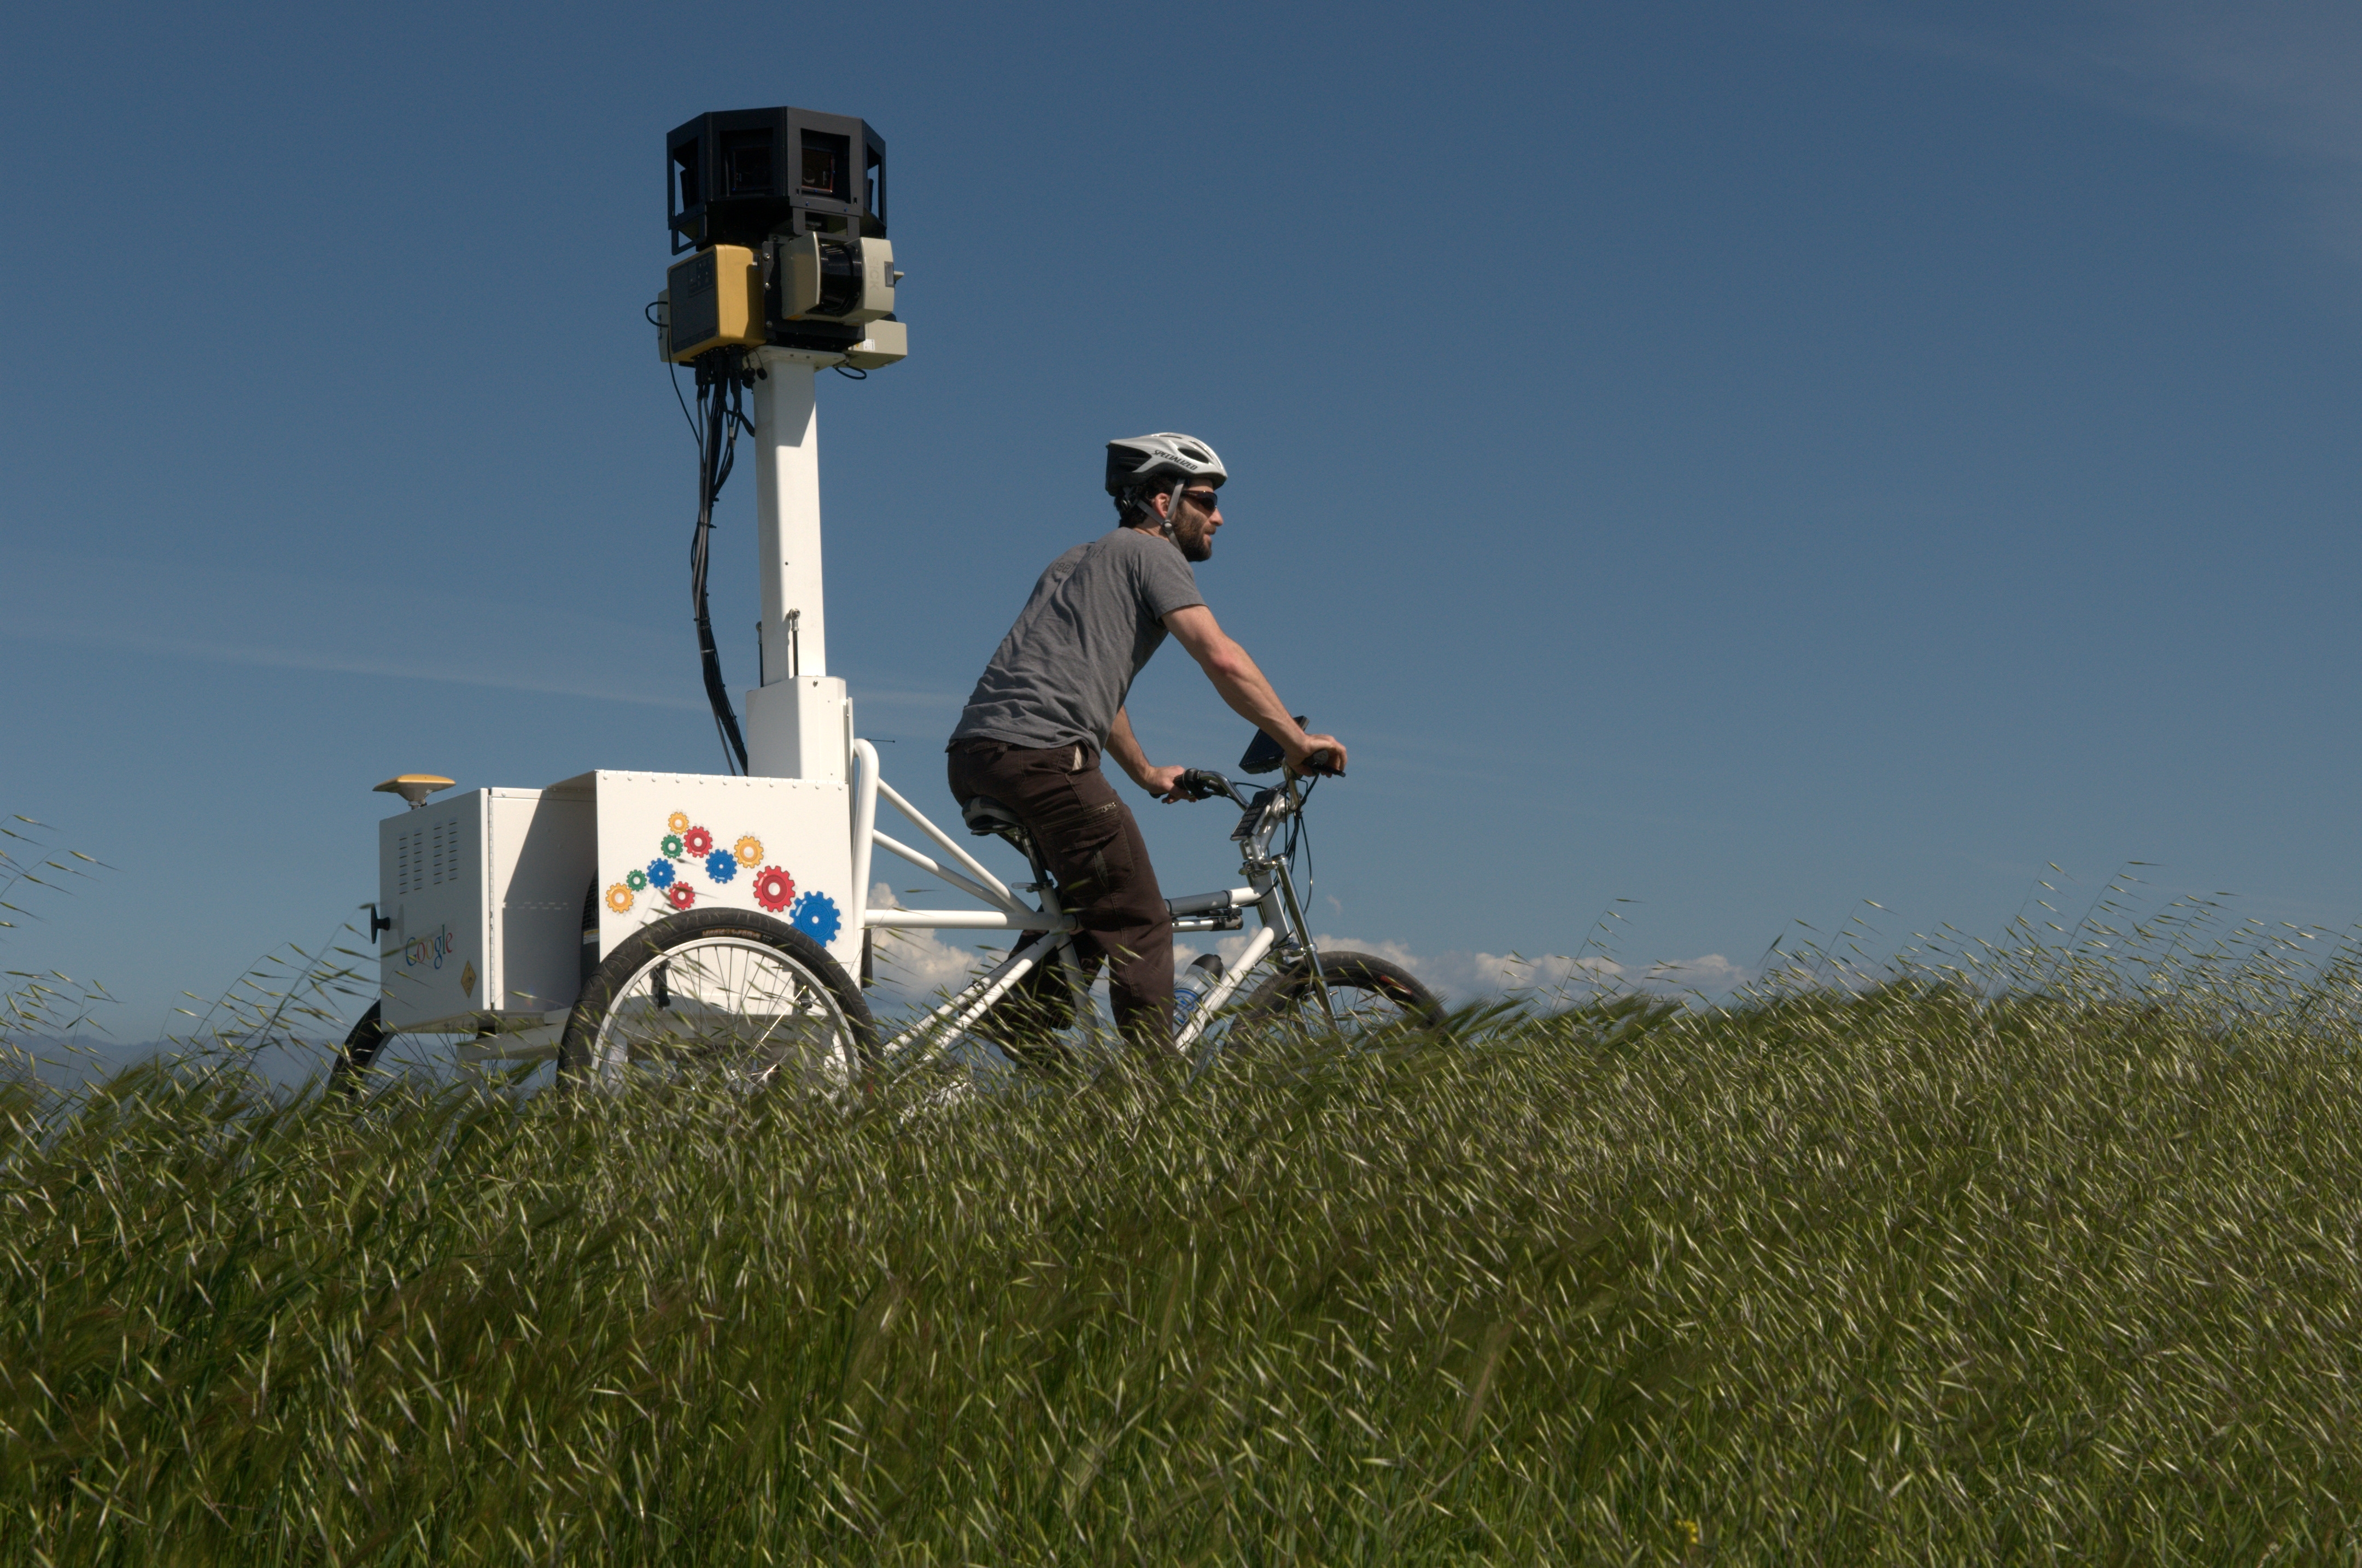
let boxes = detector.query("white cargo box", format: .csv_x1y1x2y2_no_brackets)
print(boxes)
377,769,855,1032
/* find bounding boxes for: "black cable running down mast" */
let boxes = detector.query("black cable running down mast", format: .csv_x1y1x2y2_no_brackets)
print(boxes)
691,349,752,774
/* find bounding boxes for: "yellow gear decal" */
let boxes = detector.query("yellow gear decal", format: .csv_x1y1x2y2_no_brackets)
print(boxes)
666,811,691,834
604,882,635,914
734,834,764,868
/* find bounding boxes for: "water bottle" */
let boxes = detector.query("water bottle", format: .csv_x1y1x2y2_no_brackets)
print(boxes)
1174,953,1226,1026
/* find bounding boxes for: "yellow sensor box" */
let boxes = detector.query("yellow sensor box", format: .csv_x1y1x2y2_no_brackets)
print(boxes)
664,245,764,362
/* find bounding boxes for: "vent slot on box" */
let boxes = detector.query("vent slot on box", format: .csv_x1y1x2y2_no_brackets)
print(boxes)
393,818,466,895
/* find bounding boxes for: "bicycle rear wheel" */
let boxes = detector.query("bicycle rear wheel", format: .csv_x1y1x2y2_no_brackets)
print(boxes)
559,909,874,1092
1231,950,1444,1048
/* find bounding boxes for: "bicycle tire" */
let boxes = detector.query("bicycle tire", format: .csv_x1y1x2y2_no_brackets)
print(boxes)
1233,950,1445,1044
558,908,875,1091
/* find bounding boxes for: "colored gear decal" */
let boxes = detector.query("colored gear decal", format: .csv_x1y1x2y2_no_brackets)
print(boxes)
790,891,841,946
683,826,714,857
752,865,794,912
667,883,697,911
733,834,764,868
667,811,690,834
604,882,635,914
625,868,648,891
646,858,676,890
705,849,738,883
660,833,685,859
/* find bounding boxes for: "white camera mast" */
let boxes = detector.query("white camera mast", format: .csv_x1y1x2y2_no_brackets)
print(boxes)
742,349,849,783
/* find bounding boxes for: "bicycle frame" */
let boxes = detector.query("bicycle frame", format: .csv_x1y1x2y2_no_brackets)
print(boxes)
849,739,1332,1069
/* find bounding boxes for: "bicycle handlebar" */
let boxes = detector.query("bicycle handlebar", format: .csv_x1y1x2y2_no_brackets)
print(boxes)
1175,768,1235,803
1177,754,1343,804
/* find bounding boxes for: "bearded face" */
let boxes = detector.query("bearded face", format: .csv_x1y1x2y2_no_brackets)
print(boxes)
1173,512,1215,561
1168,490,1221,562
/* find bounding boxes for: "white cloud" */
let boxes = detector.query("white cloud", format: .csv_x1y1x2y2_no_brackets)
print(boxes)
862,883,999,1005
1170,933,1753,1005
7,549,705,711
867,888,1255,1015
4,617,708,712
1636,953,1752,992
864,893,1756,1019
1841,1,2362,263
2067,3,2362,167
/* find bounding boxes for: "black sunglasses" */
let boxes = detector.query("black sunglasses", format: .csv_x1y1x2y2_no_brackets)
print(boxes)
1177,487,1221,512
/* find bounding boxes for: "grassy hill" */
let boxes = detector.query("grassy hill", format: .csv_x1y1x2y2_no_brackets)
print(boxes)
5,960,2361,1562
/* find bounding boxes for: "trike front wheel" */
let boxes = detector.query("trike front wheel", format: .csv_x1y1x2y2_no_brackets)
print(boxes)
1232,950,1445,1045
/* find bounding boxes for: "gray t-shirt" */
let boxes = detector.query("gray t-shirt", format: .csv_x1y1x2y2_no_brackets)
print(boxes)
950,527,1207,751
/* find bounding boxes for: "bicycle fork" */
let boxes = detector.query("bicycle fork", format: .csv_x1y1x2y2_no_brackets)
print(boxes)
1259,857,1336,1029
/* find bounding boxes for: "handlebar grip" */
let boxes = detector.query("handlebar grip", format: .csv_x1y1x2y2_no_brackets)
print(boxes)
1299,748,1343,777
1174,768,1219,801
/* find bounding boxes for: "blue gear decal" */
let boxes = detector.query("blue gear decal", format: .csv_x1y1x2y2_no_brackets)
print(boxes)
705,848,738,884
790,891,842,946
646,857,676,890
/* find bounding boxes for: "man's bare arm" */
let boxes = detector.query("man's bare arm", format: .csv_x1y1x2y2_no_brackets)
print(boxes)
1106,707,1189,800
1162,604,1347,774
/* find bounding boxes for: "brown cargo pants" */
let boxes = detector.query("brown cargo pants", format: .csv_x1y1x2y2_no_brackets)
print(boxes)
946,738,1174,1059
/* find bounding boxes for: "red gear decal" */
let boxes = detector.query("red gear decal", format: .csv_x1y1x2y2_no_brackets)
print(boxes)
682,826,714,857
666,883,697,911
753,865,796,912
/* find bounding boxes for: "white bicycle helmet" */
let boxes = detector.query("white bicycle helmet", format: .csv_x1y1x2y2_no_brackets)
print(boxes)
1106,432,1227,513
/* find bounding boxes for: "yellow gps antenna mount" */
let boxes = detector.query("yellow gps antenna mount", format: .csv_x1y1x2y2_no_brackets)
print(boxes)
373,774,455,810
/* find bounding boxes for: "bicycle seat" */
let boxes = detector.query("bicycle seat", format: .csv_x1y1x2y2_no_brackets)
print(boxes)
960,795,1028,839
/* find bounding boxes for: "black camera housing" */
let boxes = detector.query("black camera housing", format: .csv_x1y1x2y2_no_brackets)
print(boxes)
668,106,886,254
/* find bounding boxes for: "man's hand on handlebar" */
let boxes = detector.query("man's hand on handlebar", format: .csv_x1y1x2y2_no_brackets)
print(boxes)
1137,764,1238,804
1285,733,1348,778
1139,764,1195,803
1152,767,1245,805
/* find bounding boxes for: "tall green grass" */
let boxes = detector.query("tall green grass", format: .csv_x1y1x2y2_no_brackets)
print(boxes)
9,903,2362,1560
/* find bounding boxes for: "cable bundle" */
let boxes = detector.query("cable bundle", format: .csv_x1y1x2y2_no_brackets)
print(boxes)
681,349,755,774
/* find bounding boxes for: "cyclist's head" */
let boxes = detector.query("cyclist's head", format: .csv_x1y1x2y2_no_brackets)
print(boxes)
1106,432,1226,529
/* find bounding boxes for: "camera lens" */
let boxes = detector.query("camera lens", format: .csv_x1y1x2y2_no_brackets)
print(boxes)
800,146,838,196
814,240,861,317
718,128,775,196
726,144,772,196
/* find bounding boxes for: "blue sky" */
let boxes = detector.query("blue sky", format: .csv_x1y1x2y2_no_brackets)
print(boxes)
7,1,2362,1032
